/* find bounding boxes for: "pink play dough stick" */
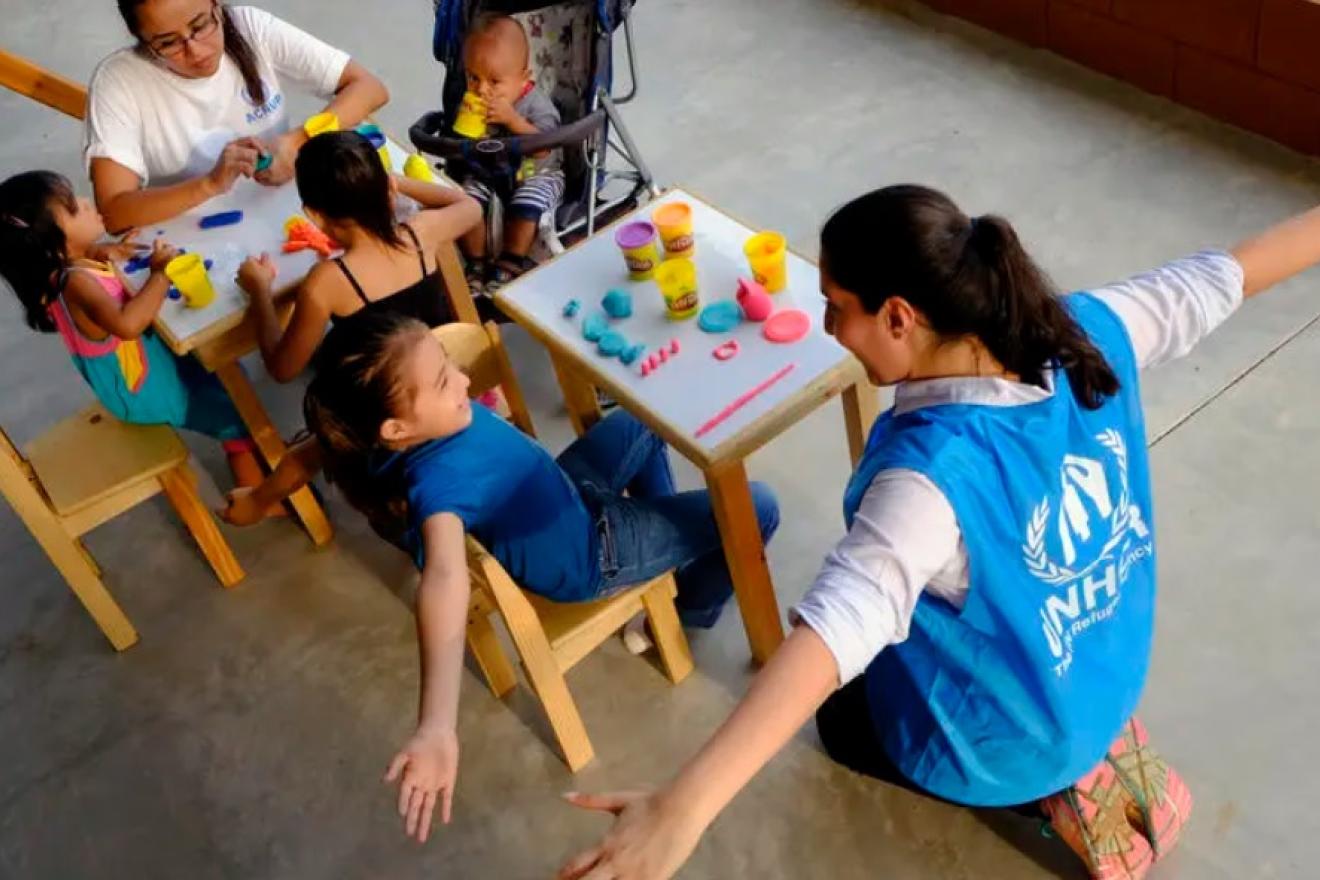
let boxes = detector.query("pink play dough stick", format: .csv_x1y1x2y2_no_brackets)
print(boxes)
694,363,797,439
670,338,681,355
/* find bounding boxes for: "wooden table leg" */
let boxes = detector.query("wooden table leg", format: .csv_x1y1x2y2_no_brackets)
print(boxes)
705,460,784,664
214,362,334,547
550,352,602,437
436,241,481,325
842,379,880,468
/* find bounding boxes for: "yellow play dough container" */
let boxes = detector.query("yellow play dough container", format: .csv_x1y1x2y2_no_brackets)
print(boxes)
652,201,695,258
744,230,788,293
303,111,340,139
165,254,216,309
453,91,488,139
404,154,436,182
654,258,700,320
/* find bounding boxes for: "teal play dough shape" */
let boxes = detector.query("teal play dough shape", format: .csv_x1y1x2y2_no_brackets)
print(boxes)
698,300,742,334
602,289,633,319
620,343,646,365
563,298,581,318
582,313,609,342
598,331,627,357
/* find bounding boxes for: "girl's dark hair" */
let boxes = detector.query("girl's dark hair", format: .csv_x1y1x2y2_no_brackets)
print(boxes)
821,185,1119,409
295,131,403,248
303,311,430,537
0,171,78,333
118,1,267,106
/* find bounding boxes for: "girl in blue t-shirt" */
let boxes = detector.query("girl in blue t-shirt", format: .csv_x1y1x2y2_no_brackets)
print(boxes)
301,310,778,841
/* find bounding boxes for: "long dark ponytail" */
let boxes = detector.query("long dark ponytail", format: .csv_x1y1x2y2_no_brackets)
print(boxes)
295,132,404,248
0,171,78,333
821,185,1119,409
303,312,430,539
117,1,267,106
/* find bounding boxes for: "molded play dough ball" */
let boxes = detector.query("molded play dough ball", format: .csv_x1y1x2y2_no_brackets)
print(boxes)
736,278,773,322
620,344,646,365
583,313,610,342
598,331,627,357
602,289,633,319
698,300,743,334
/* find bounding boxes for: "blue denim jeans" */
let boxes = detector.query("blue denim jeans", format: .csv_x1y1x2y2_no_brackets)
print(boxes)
556,410,780,628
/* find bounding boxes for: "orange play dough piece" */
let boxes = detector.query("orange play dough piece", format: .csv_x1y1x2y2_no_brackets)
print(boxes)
763,309,811,343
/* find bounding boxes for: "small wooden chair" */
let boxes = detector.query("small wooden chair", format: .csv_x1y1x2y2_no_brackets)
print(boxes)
435,322,695,771
0,405,244,651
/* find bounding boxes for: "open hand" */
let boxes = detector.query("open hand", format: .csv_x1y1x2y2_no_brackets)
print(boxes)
557,790,706,880
91,229,144,264
237,253,278,296
384,726,459,843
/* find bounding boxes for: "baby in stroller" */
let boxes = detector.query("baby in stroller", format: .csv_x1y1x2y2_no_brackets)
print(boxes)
454,15,564,295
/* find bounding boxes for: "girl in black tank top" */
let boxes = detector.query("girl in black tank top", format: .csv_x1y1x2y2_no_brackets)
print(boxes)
332,223,452,330
238,131,482,384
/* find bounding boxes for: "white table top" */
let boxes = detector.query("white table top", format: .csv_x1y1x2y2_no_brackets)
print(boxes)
496,189,854,462
130,137,419,354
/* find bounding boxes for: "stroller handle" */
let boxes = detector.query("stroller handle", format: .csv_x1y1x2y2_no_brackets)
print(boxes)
409,110,606,161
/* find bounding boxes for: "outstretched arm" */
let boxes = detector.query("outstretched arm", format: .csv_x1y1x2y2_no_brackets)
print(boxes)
559,625,839,880
1232,204,1320,299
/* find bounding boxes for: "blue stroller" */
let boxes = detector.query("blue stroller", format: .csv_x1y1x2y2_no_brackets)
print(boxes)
410,0,659,261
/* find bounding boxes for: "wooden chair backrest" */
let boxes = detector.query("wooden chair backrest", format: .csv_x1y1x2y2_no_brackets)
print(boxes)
431,321,536,438
0,49,88,120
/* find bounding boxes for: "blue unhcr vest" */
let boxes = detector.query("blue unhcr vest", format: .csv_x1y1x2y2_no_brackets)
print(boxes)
843,293,1156,806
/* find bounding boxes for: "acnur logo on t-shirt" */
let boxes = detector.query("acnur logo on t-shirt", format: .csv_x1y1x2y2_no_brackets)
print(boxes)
244,84,284,125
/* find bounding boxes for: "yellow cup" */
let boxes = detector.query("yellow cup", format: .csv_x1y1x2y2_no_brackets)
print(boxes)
615,221,662,281
453,92,488,139
165,254,216,309
654,258,700,320
303,111,340,139
652,201,695,258
744,231,788,293
404,154,435,182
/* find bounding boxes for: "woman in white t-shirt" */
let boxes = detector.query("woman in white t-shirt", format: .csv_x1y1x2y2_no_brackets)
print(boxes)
86,0,389,231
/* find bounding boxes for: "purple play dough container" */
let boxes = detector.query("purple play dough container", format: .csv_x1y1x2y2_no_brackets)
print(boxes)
615,221,660,280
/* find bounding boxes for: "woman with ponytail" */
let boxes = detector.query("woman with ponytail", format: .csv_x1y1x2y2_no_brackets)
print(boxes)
86,1,389,231
560,185,1320,880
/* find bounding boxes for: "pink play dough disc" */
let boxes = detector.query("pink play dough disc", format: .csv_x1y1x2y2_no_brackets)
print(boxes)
762,309,811,343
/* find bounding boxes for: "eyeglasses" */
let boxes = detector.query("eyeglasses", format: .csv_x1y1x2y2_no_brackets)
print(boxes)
146,6,220,58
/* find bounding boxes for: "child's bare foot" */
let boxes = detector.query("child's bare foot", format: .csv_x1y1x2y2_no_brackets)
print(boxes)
219,488,289,525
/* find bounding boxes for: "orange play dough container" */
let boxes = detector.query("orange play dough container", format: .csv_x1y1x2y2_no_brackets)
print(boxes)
652,201,695,258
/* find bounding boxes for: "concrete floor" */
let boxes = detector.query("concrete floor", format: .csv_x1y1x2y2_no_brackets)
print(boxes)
2,0,1319,877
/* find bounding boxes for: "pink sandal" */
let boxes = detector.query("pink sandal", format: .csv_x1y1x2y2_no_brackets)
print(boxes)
1041,718,1193,879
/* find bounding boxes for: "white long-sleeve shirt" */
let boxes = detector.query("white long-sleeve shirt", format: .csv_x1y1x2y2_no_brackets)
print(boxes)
792,250,1245,685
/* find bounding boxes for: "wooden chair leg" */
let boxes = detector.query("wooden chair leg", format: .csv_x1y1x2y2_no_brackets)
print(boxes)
466,609,518,699
640,576,694,685
497,595,595,771
1,463,137,650
54,532,138,651
159,465,244,589
76,538,102,578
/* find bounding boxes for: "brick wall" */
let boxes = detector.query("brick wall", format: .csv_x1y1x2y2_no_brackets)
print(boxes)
920,0,1320,155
